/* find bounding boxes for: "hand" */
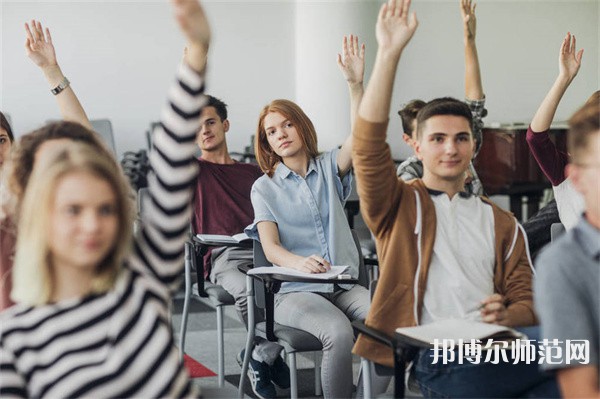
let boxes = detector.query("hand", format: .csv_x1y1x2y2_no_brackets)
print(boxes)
24,20,58,69
558,32,583,82
480,294,507,324
292,255,331,274
375,0,418,56
460,0,477,41
337,35,365,86
172,0,210,49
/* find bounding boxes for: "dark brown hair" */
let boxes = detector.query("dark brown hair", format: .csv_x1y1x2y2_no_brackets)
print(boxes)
415,97,474,140
398,99,426,137
255,99,318,177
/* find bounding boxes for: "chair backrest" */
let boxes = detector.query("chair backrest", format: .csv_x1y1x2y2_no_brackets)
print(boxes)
252,240,271,310
351,230,370,289
90,119,116,155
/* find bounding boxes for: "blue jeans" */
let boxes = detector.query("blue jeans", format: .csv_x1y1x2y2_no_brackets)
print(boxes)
413,326,560,398
275,285,370,398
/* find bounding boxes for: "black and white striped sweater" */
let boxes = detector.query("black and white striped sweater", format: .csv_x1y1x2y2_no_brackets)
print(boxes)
0,63,206,399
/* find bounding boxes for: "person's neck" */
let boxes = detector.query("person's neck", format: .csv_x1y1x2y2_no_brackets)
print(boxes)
200,145,234,165
50,263,95,303
282,153,309,178
421,172,466,199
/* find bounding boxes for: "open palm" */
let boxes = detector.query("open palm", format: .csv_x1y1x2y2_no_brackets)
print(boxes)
376,0,418,54
172,0,210,48
559,32,583,81
25,20,57,68
337,35,365,85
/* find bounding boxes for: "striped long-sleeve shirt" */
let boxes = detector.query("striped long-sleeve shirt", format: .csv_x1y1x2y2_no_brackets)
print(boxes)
0,62,205,399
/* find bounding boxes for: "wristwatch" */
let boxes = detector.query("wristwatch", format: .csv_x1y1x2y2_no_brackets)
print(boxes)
51,77,70,95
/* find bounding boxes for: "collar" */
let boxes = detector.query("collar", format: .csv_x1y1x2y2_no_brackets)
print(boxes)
427,188,472,199
575,216,600,262
274,157,317,180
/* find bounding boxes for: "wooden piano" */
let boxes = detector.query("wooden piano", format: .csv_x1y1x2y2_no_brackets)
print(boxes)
473,125,567,221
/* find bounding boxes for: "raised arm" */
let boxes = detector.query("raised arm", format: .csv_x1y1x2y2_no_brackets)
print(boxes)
531,32,583,132
353,0,418,236
359,0,417,123
336,34,365,176
133,0,209,291
460,0,483,101
24,21,92,130
460,0,485,153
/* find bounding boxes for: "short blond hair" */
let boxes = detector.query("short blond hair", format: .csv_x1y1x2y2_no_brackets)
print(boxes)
12,142,134,305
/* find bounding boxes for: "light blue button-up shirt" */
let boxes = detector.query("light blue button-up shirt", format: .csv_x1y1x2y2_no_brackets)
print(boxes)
245,149,359,294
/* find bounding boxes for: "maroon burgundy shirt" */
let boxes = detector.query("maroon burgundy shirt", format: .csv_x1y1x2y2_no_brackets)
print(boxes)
526,126,568,186
192,158,263,279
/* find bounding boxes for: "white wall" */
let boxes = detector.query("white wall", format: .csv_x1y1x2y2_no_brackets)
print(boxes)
1,0,598,160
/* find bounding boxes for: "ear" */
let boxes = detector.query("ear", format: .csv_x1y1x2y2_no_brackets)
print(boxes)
414,139,424,161
222,119,230,133
402,133,412,145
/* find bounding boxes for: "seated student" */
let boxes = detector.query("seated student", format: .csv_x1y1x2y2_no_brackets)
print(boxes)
396,0,485,197
245,35,368,399
0,0,208,397
526,32,588,230
351,1,559,397
534,101,600,398
191,94,290,398
0,19,98,312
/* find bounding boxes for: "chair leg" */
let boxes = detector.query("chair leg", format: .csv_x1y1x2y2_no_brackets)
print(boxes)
361,358,372,399
216,305,225,387
288,352,298,399
178,279,192,362
314,352,322,396
239,276,255,398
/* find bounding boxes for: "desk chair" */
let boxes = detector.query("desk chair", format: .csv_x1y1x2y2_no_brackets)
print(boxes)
179,234,250,387
353,279,422,399
238,231,366,399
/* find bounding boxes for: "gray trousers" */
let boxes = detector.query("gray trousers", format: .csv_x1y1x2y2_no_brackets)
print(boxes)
274,285,370,398
210,247,281,364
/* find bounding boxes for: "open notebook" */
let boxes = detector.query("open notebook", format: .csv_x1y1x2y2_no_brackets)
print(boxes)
195,232,251,244
395,319,526,348
248,265,350,280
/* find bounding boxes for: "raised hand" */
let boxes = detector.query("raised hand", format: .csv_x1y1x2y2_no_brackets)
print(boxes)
460,0,477,41
337,35,365,86
559,32,584,82
24,20,57,69
172,0,210,49
172,0,210,73
376,0,418,56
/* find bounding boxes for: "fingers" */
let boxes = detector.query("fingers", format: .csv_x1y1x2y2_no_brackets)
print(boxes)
45,28,52,44
360,43,365,60
342,35,349,58
576,48,584,64
24,22,34,46
401,0,411,19
480,294,505,323
336,53,344,68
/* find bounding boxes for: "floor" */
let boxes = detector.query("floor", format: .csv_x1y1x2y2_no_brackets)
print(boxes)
170,293,384,398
